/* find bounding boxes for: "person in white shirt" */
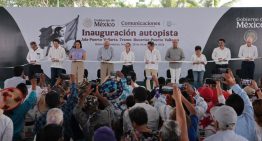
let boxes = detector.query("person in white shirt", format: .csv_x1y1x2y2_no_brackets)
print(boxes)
48,39,66,86
123,87,159,133
144,41,161,91
211,38,231,69
191,46,207,88
204,105,248,141
26,41,44,79
238,37,258,79
4,66,26,88
0,98,13,141
120,42,135,76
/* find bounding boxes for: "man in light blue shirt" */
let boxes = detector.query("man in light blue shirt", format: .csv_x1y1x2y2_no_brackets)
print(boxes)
224,70,256,141
97,40,114,82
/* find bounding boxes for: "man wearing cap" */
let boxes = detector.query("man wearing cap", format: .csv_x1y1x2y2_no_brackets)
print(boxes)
94,126,116,141
204,105,247,141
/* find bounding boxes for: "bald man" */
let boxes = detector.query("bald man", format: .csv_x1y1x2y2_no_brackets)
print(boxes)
97,40,114,81
165,38,185,83
238,37,258,79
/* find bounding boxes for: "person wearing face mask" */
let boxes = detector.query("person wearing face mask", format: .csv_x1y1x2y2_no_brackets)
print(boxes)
238,37,258,79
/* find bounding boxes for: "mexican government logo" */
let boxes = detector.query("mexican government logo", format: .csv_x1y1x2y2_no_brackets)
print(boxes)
244,30,257,42
83,18,93,28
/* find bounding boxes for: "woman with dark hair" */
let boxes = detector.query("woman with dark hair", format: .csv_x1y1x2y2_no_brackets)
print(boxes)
191,46,207,88
69,40,86,83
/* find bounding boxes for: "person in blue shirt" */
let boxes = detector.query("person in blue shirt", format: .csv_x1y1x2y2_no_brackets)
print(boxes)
11,79,37,141
181,90,199,141
224,69,256,141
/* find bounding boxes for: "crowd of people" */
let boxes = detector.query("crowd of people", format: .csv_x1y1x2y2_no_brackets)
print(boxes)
0,37,262,141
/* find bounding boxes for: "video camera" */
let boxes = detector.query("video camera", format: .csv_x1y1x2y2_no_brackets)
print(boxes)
34,73,42,79
210,68,229,81
59,73,70,80
161,84,185,95
126,75,132,85
240,79,252,86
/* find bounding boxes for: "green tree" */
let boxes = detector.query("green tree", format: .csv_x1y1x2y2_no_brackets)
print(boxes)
0,0,117,7
160,0,238,7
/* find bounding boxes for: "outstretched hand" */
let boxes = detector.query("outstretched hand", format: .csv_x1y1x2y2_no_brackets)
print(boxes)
172,84,182,102
222,69,236,87
116,71,124,79
69,74,76,84
31,78,37,90
250,80,259,90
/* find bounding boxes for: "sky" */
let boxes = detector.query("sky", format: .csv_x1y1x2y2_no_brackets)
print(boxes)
124,0,262,7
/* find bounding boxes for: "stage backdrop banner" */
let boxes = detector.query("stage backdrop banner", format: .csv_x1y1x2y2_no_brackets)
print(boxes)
1,7,262,81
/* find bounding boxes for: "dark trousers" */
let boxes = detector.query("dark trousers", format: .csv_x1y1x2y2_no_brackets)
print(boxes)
28,64,42,79
214,64,229,90
213,64,229,74
121,65,134,76
51,67,65,86
241,61,255,79
215,64,228,69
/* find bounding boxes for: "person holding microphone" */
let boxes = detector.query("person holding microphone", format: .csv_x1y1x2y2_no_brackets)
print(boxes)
69,40,87,83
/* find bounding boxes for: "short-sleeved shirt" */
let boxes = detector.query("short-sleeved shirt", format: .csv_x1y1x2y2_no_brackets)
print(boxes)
69,48,86,60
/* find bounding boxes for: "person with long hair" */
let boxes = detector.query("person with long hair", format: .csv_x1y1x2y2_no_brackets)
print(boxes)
69,40,87,83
